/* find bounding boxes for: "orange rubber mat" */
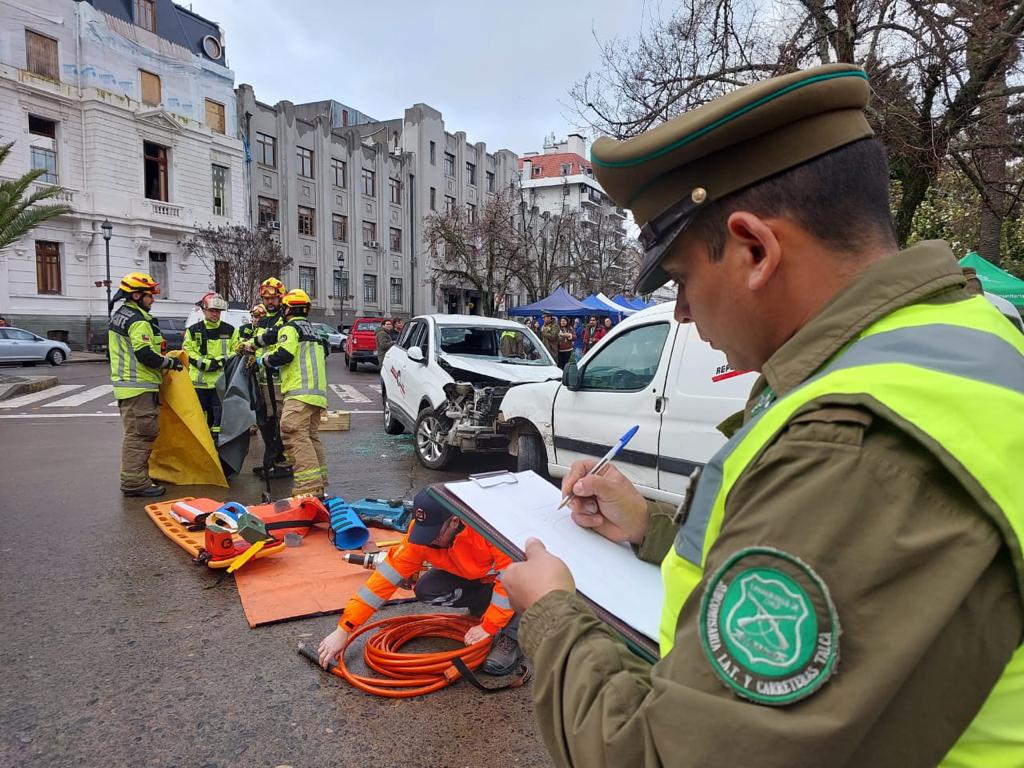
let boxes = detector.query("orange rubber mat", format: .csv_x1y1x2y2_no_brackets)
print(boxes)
233,526,414,627
145,497,287,569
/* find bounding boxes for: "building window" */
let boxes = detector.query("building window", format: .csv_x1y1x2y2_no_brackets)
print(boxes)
332,158,346,188
299,266,316,298
362,221,377,246
297,147,314,178
149,252,168,295
205,99,225,135
429,187,436,211
333,214,348,242
390,227,402,253
214,260,230,296
35,241,61,295
140,70,160,106
334,269,349,300
389,177,401,204
363,274,378,303
211,165,227,216
486,171,495,192
143,141,169,201
25,30,58,81
297,206,315,236
444,152,455,177
465,162,476,186
362,168,375,197
255,132,275,167
466,203,476,223
133,0,156,32
532,166,541,176
444,195,456,213
429,141,436,165
28,116,57,184
258,196,278,227
390,277,403,305
560,163,572,176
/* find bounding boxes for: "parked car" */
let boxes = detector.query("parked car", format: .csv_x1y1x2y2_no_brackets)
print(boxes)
311,322,347,351
497,303,757,505
0,327,72,366
380,314,562,469
345,316,386,371
154,316,188,351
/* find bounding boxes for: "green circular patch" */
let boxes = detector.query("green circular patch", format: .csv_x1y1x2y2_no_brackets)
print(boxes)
699,547,840,706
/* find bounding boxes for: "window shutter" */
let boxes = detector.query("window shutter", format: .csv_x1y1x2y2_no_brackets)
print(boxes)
140,70,161,106
26,31,58,80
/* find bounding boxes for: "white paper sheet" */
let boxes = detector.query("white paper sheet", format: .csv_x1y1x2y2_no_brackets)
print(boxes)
446,470,663,641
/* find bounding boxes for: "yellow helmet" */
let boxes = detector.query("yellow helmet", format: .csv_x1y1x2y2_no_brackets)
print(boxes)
119,272,160,295
259,277,286,298
282,288,311,308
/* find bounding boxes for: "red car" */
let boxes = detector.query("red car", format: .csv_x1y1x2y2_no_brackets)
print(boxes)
344,316,386,371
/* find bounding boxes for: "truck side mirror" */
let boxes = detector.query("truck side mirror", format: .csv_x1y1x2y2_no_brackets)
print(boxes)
408,346,425,363
562,361,581,390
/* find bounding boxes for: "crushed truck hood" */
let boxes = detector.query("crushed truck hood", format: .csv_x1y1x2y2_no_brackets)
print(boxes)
439,354,562,384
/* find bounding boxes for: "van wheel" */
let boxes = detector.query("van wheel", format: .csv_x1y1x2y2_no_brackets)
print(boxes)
347,355,357,372
414,407,455,470
516,433,548,477
382,395,404,435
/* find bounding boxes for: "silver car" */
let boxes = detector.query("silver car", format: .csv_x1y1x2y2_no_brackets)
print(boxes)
0,327,72,365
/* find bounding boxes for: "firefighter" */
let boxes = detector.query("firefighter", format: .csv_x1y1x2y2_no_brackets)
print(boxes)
182,292,238,442
108,272,183,498
254,288,328,497
244,277,290,477
236,302,266,346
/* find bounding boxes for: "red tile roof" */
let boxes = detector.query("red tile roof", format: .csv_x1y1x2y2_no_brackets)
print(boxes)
518,152,592,180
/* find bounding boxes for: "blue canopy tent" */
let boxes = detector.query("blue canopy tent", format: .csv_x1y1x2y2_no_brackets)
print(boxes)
507,287,605,317
628,297,652,310
580,294,618,315
613,294,646,312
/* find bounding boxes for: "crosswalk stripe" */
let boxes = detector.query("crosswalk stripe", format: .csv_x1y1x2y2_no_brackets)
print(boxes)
369,384,381,393
0,384,84,409
42,384,112,407
330,384,371,404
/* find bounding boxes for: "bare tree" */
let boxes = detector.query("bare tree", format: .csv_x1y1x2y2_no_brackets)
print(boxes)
510,184,577,302
567,208,643,296
182,225,289,304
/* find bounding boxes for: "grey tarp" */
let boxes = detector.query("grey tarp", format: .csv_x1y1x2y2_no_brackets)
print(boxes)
216,355,257,476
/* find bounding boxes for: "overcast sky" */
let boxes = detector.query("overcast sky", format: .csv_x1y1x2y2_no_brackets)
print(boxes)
187,0,653,156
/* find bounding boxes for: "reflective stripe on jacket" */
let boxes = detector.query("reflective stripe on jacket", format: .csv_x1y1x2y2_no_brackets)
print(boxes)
183,320,238,389
108,301,163,399
659,294,1024,765
276,318,327,408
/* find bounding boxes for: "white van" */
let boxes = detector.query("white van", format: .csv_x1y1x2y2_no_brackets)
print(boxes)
498,303,757,505
184,306,253,335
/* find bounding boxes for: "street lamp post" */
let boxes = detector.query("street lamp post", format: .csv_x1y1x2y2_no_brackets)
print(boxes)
101,219,113,321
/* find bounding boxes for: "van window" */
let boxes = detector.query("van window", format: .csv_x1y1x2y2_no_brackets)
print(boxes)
355,319,383,333
580,323,670,392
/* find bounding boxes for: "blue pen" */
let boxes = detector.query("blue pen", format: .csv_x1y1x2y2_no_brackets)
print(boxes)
556,425,639,510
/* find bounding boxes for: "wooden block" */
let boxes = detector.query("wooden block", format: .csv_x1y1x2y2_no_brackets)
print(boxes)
320,410,351,431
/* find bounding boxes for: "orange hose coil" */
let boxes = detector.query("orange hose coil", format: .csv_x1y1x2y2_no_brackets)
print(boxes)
329,613,491,698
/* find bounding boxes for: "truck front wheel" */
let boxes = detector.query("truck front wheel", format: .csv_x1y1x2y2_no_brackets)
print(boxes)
414,407,455,470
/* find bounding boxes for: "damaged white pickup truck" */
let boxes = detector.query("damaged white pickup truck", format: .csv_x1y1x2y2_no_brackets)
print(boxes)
379,314,563,469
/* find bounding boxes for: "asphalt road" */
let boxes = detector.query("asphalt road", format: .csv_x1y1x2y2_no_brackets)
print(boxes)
0,354,554,768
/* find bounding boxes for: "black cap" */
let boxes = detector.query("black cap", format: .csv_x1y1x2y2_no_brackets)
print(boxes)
407,489,455,545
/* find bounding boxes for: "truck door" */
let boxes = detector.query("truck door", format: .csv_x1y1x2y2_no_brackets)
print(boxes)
551,320,674,495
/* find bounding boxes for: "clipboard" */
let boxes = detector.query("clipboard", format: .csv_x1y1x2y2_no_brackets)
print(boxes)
427,472,661,664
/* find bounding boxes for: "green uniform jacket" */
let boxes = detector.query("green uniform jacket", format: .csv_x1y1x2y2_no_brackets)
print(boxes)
264,317,328,409
519,241,1024,768
182,320,239,389
108,300,166,400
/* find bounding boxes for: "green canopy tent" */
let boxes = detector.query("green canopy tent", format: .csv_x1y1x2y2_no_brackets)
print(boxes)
959,252,1024,308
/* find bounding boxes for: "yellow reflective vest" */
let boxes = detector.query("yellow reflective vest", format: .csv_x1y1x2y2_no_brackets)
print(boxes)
268,317,327,409
108,300,164,400
659,295,1024,765
183,320,238,389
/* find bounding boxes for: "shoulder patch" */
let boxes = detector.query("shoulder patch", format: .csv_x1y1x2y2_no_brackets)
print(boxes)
699,546,840,706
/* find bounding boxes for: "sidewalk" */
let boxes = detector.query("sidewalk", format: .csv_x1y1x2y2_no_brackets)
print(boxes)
68,351,107,364
0,372,58,401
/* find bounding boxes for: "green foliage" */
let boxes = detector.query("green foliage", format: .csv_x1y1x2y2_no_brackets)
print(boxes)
0,140,71,250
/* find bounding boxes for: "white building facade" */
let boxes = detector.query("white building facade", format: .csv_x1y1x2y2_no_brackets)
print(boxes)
0,0,246,348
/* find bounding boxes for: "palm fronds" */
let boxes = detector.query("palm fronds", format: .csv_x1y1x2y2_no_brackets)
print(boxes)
0,140,72,251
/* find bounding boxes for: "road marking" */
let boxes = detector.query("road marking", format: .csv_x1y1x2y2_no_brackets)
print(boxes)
42,384,112,407
330,384,371,404
369,384,381,393
0,384,84,409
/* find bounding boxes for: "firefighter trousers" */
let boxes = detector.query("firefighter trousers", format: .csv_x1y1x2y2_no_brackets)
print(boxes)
279,398,326,495
118,392,160,491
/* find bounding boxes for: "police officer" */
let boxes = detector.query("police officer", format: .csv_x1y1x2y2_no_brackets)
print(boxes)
182,292,238,442
108,272,183,497
255,289,329,497
502,64,1024,767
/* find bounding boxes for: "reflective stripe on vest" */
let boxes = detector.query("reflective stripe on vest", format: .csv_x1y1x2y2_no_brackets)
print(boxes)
658,296,1024,764
109,304,161,396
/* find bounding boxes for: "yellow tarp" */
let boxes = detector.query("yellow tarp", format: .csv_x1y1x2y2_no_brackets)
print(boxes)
149,351,228,487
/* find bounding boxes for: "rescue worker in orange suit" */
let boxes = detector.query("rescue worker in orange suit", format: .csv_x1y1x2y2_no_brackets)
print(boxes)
318,489,524,675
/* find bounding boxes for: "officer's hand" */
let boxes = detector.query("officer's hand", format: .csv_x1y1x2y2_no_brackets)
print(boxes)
562,460,649,545
463,624,491,646
208,359,223,371
238,341,255,354
502,538,574,614
163,356,184,372
318,626,349,669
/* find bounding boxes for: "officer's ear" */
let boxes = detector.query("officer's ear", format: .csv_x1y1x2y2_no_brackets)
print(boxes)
725,211,781,293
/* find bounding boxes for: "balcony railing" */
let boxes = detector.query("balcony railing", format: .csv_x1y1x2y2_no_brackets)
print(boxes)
150,201,183,218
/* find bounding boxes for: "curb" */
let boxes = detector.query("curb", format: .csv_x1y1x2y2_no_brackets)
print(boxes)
66,354,107,364
0,375,58,402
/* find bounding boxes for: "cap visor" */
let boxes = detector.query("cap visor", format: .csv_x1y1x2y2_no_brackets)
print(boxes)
634,208,697,294
407,522,445,546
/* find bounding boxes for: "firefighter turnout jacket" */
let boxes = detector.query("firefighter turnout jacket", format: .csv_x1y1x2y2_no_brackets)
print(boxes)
262,317,328,408
108,300,167,400
183,320,239,389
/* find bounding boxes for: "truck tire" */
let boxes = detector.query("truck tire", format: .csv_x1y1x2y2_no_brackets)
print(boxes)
382,392,404,435
348,354,357,372
516,432,548,477
414,406,455,470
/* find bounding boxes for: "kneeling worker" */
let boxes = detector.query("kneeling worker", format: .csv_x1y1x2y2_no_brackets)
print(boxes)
254,289,329,496
318,489,523,675
183,292,238,441
108,272,183,497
